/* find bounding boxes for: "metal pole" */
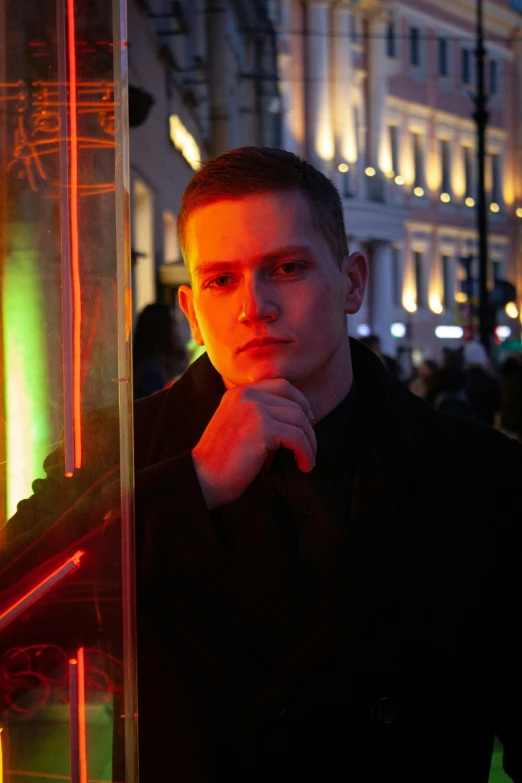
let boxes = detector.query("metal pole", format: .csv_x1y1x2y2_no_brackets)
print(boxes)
473,0,490,353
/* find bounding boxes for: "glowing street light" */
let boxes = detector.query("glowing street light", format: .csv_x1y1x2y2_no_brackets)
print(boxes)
394,174,404,185
390,322,406,338
505,301,519,319
365,166,376,177
440,192,451,203
465,197,475,207
338,163,349,173
435,325,464,339
414,186,424,197
490,202,500,213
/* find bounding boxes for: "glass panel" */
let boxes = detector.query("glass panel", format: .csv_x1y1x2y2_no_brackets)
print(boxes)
0,1,137,782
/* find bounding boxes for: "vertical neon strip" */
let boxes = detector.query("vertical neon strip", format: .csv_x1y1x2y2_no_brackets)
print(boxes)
3,227,50,518
69,658,80,783
0,727,3,783
77,647,88,783
67,0,82,469
57,0,75,477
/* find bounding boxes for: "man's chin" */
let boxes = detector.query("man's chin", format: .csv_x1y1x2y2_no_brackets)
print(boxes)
222,362,300,388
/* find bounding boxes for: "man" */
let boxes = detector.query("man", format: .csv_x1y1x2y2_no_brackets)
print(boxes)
4,148,522,782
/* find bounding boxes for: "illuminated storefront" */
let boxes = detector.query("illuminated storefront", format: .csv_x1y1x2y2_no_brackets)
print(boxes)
0,0,137,780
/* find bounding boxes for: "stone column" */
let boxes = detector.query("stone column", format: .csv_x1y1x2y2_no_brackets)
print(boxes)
370,241,394,355
367,14,388,173
332,3,356,165
306,0,334,166
428,229,442,314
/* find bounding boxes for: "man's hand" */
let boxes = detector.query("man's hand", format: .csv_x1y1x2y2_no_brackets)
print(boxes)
191,379,317,510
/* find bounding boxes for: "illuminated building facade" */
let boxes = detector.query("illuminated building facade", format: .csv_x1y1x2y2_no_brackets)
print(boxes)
128,0,282,344
276,0,522,363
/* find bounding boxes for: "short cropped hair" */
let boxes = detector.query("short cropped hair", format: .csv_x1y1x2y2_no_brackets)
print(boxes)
177,147,349,280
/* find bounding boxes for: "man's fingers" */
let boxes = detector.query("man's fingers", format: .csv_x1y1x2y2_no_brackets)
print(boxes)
263,405,317,459
276,425,316,473
242,379,314,419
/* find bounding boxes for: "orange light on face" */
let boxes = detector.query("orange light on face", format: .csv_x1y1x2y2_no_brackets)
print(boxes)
67,0,82,469
0,550,84,632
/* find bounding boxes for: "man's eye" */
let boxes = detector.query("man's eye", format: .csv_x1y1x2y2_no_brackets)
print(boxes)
208,275,232,288
276,262,304,276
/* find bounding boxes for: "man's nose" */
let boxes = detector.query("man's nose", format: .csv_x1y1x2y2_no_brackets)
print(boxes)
238,280,279,323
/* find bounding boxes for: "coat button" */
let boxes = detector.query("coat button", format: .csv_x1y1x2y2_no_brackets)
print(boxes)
371,697,399,724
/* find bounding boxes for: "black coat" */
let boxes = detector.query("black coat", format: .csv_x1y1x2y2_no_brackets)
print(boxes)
2,339,521,782
132,338,522,782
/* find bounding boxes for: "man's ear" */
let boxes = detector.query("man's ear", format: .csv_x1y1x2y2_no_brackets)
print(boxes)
343,251,368,315
178,286,204,345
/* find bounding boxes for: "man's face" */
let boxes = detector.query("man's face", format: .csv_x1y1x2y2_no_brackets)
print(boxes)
178,190,366,389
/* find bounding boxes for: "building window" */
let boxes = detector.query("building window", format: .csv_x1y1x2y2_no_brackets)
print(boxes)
461,49,471,85
386,21,396,58
409,27,420,67
392,246,402,307
411,131,424,188
350,13,360,42
490,152,501,203
441,254,452,310
389,125,399,176
489,60,498,95
440,139,451,194
438,38,449,76
267,0,281,25
463,145,473,198
413,250,425,308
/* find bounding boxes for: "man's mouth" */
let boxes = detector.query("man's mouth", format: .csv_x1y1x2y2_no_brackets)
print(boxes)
237,338,292,353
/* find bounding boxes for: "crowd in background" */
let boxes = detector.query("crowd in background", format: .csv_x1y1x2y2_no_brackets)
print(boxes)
361,333,522,444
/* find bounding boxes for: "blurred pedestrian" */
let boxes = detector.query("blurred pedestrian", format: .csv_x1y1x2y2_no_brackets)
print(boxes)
132,302,187,399
463,341,500,427
429,365,472,418
496,356,522,443
409,359,438,399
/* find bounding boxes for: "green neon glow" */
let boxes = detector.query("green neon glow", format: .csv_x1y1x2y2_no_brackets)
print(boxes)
2,223,50,519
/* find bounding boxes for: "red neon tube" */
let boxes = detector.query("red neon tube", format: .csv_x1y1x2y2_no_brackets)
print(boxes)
69,648,88,783
0,550,84,631
67,0,82,470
